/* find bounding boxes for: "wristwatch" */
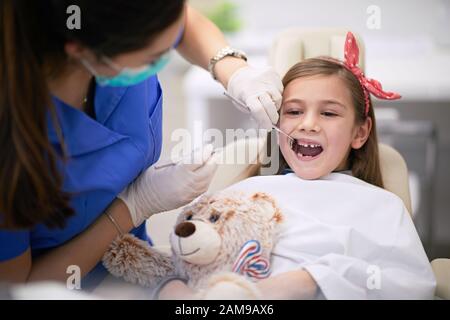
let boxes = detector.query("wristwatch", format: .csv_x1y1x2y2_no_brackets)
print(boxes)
208,46,247,80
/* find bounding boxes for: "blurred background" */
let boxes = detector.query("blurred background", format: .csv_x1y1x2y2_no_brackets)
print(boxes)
151,0,450,260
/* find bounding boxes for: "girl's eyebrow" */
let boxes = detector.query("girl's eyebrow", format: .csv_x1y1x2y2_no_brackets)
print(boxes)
283,98,347,109
282,98,305,105
320,99,347,109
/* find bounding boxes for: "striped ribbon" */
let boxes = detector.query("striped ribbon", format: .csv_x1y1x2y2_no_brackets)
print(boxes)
232,240,271,280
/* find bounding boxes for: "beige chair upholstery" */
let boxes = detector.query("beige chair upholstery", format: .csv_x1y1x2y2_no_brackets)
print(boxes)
431,259,450,299
207,137,266,193
378,144,412,215
269,28,365,78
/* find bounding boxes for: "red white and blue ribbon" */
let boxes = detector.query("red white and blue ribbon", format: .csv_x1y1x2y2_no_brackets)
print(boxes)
232,240,271,280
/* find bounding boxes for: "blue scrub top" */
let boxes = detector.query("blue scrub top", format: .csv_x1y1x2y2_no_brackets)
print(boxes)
0,76,164,288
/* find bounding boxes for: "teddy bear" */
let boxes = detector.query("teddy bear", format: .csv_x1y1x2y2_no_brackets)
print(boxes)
102,190,283,299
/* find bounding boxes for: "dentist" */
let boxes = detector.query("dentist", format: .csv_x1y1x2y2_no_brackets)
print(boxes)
0,0,282,287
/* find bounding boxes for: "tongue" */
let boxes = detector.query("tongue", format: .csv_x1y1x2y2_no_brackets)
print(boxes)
298,145,323,157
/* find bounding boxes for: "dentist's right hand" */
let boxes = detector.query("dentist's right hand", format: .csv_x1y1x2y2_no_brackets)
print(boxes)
118,144,218,227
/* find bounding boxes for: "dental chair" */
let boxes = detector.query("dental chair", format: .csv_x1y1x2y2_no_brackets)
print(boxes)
206,28,450,299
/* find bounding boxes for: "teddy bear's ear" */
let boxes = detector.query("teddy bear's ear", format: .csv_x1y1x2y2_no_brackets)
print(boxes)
250,192,282,222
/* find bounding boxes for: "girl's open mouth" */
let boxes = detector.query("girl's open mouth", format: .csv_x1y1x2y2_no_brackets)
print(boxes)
290,139,323,161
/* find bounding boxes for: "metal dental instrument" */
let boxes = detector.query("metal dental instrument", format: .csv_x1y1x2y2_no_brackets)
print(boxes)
154,161,181,170
223,92,295,145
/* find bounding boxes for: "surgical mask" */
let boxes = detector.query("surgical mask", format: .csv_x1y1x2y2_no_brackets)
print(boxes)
81,51,171,87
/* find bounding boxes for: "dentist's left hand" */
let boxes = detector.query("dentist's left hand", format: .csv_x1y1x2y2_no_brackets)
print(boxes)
118,144,218,227
226,66,283,130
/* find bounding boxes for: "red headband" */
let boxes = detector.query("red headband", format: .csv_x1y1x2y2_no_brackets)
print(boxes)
342,32,401,115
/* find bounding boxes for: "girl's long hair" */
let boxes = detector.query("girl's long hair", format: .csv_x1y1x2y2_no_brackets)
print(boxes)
278,58,384,188
0,0,185,229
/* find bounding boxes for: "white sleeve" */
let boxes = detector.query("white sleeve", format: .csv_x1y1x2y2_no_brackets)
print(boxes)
301,207,436,300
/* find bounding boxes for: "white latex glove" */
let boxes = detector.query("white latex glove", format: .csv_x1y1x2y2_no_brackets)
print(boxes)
118,144,218,227
226,66,283,130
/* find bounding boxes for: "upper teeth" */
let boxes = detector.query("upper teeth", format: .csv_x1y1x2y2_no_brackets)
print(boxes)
299,143,321,148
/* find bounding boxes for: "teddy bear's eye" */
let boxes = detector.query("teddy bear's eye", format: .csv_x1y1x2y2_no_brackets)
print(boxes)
209,215,220,223
186,214,193,221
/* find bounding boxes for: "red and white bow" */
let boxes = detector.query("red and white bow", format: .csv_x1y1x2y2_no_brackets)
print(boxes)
343,32,401,115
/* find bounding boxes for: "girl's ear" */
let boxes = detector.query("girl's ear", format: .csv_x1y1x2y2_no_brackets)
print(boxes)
351,117,372,150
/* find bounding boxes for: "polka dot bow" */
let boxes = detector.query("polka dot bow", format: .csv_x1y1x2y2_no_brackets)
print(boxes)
343,32,401,115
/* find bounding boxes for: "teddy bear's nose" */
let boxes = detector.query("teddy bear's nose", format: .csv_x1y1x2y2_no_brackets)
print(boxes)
175,222,196,238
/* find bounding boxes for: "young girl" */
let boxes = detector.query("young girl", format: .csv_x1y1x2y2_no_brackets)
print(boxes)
158,32,436,299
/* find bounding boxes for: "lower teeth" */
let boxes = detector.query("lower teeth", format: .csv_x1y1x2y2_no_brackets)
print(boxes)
299,153,313,158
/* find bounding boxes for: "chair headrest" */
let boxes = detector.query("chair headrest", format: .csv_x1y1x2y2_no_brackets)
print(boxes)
269,28,365,78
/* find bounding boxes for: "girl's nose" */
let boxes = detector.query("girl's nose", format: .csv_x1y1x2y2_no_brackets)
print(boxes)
296,113,321,133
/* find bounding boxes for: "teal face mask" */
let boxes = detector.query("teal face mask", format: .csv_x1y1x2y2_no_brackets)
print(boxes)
81,51,171,87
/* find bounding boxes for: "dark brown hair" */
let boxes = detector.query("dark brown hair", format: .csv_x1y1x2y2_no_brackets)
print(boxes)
0,0,185,229
278,58,384,188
